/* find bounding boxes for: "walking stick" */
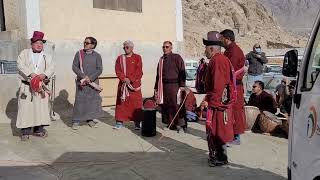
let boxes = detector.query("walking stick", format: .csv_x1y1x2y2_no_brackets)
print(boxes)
158,90,190,141
50,74,56,120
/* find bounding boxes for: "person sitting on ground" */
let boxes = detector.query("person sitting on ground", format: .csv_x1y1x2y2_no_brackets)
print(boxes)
182,88,198,122
196,101,208,121
280,80,296,118
248,81,277,114
275,79,288,107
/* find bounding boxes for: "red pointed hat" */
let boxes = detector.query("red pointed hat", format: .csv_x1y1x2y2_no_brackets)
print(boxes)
31,31,46,43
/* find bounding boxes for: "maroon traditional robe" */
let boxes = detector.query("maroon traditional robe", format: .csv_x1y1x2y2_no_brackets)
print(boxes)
154,53,186,128
115,53,143,122
224,42,246,135
205,53,234,144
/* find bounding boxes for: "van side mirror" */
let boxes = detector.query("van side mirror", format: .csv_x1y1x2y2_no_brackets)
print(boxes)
282,50,298,77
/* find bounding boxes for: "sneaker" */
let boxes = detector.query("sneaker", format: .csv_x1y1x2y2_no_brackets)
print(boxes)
33,129,48,138
208,159,228,167
113,122,123,130
72,123,79,130
134,124,141,130
177,126,187,133
88,121,98,128
21,135,30,141
230,135,241,145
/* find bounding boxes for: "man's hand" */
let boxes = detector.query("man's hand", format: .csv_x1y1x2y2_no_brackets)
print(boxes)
39,74,47,80
154,90,158,99
201,101,208,108
124,78,131,85
84,76,91,83
179,87,185,91
30,73,37,78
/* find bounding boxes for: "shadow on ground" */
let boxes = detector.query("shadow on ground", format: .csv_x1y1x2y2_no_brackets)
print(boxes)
0,129,286,180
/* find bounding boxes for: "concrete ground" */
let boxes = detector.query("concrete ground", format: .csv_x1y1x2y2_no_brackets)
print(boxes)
0,107,288,180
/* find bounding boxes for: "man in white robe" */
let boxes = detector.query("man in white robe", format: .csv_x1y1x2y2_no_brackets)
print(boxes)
16,31,55,141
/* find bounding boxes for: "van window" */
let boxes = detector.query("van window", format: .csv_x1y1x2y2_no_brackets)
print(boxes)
304,27,320,90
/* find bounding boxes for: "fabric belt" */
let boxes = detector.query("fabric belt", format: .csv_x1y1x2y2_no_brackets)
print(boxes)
162,79,179,84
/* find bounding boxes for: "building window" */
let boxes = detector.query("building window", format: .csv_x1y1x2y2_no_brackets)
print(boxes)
93,0,142,13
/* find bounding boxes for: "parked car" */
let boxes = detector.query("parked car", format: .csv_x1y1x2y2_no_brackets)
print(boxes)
185,59,199,91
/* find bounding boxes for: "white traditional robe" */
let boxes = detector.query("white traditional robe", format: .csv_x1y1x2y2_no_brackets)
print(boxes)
16,49,55,129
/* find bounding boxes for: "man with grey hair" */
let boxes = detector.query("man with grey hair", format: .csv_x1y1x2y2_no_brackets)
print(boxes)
114,40,143,130
202,31,235,167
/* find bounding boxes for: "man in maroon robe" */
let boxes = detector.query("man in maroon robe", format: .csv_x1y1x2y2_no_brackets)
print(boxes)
114,40,143,130
220,29,246,145
203,31,235,167
154,41,186,132
195,58,207,94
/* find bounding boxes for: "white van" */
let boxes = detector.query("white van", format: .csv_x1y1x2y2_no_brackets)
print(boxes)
283,12,320,180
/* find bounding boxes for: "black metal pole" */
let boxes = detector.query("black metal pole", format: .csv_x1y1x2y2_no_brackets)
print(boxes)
0,0,6,31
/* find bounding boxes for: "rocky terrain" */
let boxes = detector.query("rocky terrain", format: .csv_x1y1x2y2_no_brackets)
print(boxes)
258,0,320,36
183,0,308,57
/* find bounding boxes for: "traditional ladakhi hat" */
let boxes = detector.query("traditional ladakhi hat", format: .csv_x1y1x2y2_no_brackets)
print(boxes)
202,31,223,47
31,31,47,43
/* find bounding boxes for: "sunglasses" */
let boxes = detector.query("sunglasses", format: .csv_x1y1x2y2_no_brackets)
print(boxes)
162,46,170,49
84,42,92,45
123,46,131,49
252,86,257,88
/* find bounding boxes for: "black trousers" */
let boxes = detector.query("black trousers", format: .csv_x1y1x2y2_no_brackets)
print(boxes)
207,127,228,162
21,126,45,135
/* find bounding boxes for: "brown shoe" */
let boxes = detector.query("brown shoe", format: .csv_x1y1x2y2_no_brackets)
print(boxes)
21,135,30,141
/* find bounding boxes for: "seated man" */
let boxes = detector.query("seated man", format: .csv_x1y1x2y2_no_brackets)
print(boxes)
280,80,296,117
183,89,198,122
248,81,277,114
196,101,208,121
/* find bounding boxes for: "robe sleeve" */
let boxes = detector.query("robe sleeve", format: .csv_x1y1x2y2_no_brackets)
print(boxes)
88,53,103,81
43,55,55,79
211,59,226,106
258,52,268,64
154,63,159,90
248,95,254,106
204,61,213,103
130,55,143,84
177,55,186,87
265,95,277,114
115,56,125,82
246,52,253,63
17,51,33,80
72,52,85,79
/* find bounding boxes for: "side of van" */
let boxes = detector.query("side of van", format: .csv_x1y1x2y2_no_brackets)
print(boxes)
283,12,320,180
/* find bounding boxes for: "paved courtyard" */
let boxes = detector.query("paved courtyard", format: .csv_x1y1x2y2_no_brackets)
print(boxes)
0,107,288,180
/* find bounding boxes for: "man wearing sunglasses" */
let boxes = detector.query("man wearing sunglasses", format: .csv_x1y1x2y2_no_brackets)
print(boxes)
154,41,187,132
114,40,143,130
248,81,277,114
72,37,103,130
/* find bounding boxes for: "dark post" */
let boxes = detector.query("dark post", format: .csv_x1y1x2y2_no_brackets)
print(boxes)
0,0,5,31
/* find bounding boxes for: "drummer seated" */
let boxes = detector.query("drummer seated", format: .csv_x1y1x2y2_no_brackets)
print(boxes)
182,89,198,122
196,101,208,121
280,80,296,118
248,81,277,114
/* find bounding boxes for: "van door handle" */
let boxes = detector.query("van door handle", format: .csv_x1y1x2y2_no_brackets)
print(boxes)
294,94,301,109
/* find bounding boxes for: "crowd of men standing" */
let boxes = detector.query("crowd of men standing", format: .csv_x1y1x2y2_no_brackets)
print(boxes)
15,29,267,167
